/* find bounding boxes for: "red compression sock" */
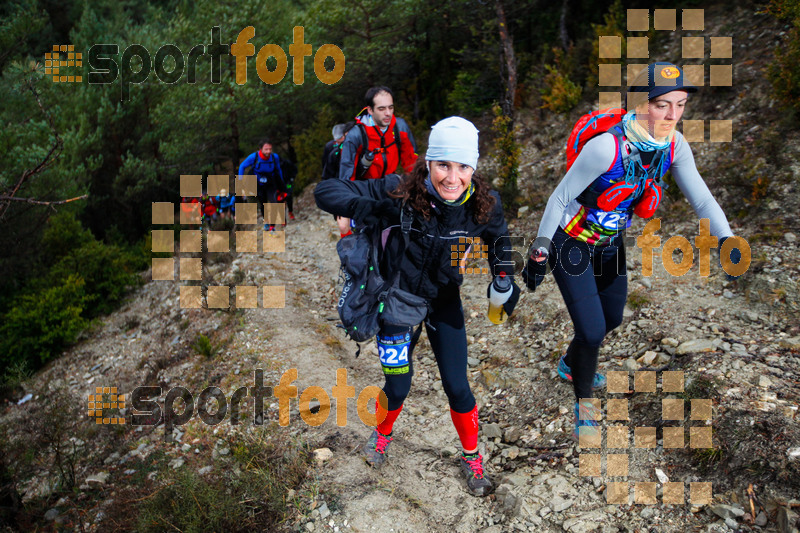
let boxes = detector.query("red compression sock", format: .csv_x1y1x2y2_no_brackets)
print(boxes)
376,399,403,435
450,406,479,451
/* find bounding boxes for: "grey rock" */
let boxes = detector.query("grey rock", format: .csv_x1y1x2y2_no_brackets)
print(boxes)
504,426,523,443
779,337,800,350
305,522,315,532
483,423,503,439
169,458,185,470
732,343,748,354
103,452,120,465
318,503,330,519
468,357,481,367
759,375,772,388
755,511,768,527
785,232,797,243
85,472,110,486
676,339,716,355
622,358,639,371
710,504,745,520
778,507,799,533
562,511,607,533
551,494,573,512
198,466,213,475
723,290,734,299
441,446,457,457
655,352,672,365
406,405,423,416
44,508,59,521
640,506,655,519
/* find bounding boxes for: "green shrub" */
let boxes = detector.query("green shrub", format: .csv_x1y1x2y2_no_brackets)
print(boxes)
540,63,582,114
293,104,338,194
136,427,310,532
0,275,89,368
40,211,94,263
0,212,145,370
446,71,494,116
191,334,219,358
45,239,141,316
491,105,521,211
767,0,800,113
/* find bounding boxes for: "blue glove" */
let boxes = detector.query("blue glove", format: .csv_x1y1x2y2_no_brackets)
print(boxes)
719,237,743,281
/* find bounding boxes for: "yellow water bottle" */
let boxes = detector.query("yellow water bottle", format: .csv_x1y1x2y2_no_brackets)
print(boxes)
488,272,512,324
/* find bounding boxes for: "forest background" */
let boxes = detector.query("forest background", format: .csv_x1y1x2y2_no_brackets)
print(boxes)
1,0,798,376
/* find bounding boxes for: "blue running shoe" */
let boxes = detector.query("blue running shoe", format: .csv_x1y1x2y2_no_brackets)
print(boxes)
573,400,601,442
558,354,607,390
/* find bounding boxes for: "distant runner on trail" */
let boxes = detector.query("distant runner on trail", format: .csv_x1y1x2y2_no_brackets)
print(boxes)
521,62,745,441
238,138,287,231
316,117,519,497
336,86,418,232
280,156,298,221
322,122,356,237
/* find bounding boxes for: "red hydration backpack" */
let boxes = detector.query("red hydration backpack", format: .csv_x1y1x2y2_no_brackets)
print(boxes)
565,108,627,172
566,108,667,219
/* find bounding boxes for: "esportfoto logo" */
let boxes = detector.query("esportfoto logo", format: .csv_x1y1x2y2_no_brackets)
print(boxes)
51,26,345,101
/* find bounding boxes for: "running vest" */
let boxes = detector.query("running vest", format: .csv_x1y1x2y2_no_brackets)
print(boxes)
253,152,283,186
561,127,674,246
351,114,402,180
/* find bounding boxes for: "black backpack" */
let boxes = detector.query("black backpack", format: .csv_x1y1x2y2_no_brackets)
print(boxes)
335,207,428,352
322,140,343,181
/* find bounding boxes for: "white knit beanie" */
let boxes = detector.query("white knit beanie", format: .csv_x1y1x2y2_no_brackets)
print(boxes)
425,116,479,170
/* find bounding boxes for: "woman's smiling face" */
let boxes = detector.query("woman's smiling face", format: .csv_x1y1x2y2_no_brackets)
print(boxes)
430,161,474,201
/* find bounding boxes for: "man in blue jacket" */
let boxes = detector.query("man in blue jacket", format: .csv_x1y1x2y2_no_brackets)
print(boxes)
239,138,287,231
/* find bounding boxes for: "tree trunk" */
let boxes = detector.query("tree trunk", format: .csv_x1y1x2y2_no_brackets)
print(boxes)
496,0,517,121
559,0,570,51
496,1,517,119
228,56,241,169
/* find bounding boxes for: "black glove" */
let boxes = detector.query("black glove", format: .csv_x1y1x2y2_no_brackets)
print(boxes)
719,236,744,281
350,197,400,226
503,280,520,316
521,247,548,291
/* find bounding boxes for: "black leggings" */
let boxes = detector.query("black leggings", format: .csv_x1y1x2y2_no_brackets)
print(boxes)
380,295,476,414
257,183,279,208
550,228,627,401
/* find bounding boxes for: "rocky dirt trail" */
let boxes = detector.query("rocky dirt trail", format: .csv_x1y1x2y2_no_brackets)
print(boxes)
4,186,800,533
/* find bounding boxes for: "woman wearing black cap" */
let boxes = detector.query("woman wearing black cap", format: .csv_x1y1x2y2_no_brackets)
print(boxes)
522,62,744,439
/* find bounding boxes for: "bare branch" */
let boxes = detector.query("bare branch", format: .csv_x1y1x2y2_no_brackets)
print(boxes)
0,194,87,208
0,74,64,220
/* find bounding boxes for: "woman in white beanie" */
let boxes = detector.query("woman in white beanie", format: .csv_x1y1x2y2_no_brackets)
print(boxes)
315,116,519,496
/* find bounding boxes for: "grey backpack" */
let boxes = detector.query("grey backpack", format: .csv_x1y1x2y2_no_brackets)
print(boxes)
335,207,428,350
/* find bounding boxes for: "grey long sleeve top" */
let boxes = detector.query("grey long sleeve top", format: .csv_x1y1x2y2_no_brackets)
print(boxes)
535,130,734,243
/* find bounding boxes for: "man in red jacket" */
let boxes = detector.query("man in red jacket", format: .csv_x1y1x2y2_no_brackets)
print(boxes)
337,86,417,231
337,86,417,182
